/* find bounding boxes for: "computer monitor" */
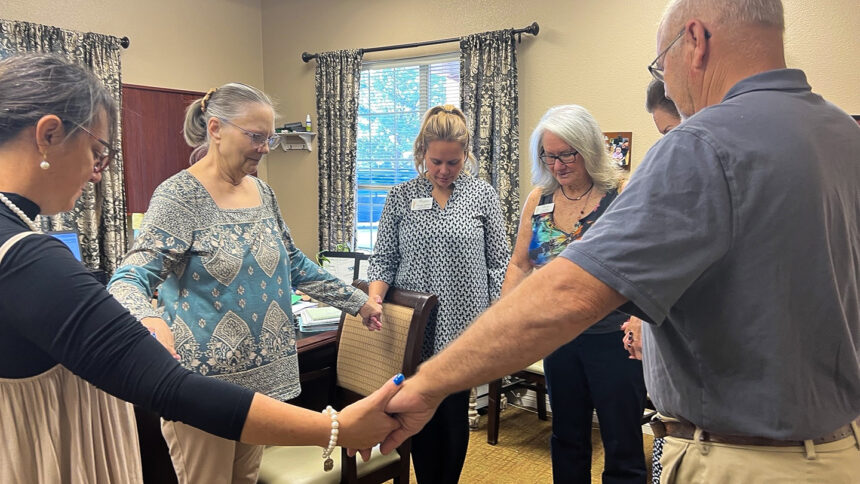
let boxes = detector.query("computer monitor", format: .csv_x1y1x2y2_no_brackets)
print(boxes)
49,231,83,262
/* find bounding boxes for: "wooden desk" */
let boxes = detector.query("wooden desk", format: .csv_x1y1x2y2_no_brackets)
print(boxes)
289,329,338,410
136,330,339,483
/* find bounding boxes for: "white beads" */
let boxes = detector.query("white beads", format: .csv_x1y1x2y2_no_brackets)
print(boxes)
0,193,41,232
321,405,340,472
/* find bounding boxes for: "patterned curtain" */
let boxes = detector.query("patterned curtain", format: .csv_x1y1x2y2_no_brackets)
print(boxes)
460,30,520,250
315,49,362,251
0,18,127,274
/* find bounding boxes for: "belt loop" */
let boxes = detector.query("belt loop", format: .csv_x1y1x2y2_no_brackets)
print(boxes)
851,421,860,448
803,439,817,460
694,427,710,456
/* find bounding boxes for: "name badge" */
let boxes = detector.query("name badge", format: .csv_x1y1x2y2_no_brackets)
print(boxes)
411,197,433,211
534,203,554,215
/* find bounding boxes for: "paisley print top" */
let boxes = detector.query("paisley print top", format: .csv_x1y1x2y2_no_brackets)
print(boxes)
109,171,367,400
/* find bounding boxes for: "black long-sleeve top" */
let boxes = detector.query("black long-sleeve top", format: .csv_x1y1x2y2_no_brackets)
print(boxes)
0,193,254,441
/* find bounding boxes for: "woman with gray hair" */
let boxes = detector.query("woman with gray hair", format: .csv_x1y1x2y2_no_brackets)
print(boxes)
501,105,646,483
0,54,397,483
108,82,383,482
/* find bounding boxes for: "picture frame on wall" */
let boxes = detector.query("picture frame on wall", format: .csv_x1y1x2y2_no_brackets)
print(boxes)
604,131,632,170
852,115,860,126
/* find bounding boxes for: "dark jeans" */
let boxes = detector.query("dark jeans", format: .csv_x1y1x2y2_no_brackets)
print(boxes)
544,331,648,484
410,390,470,484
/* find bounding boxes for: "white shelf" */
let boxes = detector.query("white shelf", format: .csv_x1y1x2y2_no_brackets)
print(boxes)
278,132,316,151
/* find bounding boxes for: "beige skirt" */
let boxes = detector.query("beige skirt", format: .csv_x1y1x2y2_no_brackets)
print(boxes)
0,364,143,483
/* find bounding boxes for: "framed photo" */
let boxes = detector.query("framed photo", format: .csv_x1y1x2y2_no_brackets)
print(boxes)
604,131,632,170
852,115,860,126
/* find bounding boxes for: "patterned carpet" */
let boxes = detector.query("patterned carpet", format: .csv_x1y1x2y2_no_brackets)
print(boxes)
404,406,654,484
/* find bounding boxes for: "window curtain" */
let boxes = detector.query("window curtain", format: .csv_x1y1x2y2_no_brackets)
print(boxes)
315,49,362,251
0,18,127,274
460,29,520,250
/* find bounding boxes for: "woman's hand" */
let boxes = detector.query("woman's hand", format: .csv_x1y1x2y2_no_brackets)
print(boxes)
358,295,383,331
141,317,180,360
620,317,643,360
337,374,404,452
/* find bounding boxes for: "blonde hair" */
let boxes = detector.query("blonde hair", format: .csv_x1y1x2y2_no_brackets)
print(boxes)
530,105,623,194
412,105,477,175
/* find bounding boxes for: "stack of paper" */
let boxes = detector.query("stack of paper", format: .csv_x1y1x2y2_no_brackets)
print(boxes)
298,306,342,333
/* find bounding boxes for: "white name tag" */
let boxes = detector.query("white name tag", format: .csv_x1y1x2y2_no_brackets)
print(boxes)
411,198,433,211
534,203,554,215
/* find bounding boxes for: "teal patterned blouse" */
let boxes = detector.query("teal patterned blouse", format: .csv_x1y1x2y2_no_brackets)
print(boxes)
109,171,367,401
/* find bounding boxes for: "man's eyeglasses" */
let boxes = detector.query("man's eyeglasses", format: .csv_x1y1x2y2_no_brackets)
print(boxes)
73,122,117,174
539,149,579,166
647,27,711,82
219,117,281,149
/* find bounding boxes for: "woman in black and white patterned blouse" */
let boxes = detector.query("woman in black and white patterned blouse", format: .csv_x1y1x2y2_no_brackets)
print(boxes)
368,105,510,484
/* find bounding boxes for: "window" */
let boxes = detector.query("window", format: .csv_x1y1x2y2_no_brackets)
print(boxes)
355,53,460,251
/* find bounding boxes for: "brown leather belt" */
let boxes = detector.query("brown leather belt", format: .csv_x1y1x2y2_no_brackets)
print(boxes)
650,418,859,447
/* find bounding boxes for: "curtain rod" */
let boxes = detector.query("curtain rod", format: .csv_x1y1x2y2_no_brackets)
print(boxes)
120,36,130,49
301,21,538,63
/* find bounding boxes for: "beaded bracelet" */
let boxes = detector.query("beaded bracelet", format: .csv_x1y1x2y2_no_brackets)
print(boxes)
321,405,339,471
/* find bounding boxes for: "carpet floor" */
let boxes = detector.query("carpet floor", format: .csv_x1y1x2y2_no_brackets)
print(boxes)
402,406,653,483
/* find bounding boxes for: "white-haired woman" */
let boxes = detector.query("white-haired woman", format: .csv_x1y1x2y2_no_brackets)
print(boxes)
502,105,646,483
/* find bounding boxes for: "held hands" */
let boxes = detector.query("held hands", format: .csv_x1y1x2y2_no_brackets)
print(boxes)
359,295,384,331
141,317,181,360
347,374,444,460
336,374,405,450
620,317,643,360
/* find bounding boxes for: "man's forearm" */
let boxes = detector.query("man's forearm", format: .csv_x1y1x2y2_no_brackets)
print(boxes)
412,257,626,400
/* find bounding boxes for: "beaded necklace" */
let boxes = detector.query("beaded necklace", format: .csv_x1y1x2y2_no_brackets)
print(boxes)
0,192,41,232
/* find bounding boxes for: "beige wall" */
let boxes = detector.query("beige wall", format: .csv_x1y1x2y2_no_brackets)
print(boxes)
260,0,860,255
3,0,270,177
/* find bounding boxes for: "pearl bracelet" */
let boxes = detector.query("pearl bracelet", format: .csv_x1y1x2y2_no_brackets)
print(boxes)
321,405,339,472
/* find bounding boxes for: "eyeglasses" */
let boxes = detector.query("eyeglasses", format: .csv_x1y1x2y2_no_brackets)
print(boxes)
218,117,280,149
539,149,579,166
648,28,685,82
647,27,711,82
72,122,116,173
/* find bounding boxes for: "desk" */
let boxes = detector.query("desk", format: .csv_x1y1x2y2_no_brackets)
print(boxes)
135,330,338,483
289,329,338,410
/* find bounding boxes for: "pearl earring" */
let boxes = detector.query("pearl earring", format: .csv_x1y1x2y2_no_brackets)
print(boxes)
40,160,51,170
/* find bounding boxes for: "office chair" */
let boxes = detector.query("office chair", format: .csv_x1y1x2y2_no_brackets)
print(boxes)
258,281,437,484
486,360,548,445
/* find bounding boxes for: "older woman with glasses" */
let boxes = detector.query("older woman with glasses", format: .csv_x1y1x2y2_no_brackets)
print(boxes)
107,82,383,483
501,105,646,483
0,54,397,483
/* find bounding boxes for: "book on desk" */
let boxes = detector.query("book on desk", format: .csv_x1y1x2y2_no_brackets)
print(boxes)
297,306,342,333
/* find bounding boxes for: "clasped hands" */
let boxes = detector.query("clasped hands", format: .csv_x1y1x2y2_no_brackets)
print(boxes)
338,373,442,461
358,295,383,331
620,316,643,360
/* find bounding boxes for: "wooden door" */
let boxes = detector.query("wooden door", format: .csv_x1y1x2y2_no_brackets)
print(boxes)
122,84,204,213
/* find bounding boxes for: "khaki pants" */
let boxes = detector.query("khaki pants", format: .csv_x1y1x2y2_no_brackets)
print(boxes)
161,419,264,484
660,422,860,484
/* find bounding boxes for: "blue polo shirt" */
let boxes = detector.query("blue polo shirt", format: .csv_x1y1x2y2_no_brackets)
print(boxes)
561,69,860,440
